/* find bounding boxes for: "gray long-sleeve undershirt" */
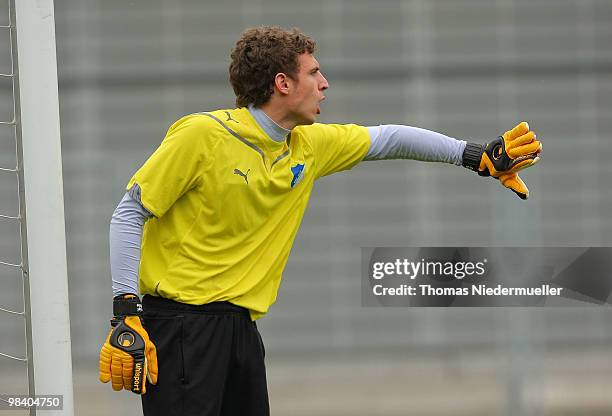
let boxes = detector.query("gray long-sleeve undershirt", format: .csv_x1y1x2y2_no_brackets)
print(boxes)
110,109,467,296
365,125,465,164
110,188,152,296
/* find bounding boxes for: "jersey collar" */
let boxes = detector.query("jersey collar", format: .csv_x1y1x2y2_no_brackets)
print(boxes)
247,105,290,144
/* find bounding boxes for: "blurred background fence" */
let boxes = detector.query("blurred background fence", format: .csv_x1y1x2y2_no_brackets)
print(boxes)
1,0,611,415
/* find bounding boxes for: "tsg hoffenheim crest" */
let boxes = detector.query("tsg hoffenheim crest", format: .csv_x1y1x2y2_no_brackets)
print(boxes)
290,163,305,188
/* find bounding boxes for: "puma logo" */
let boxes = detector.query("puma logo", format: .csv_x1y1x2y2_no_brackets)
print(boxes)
234,168,250,184
225,111,239,123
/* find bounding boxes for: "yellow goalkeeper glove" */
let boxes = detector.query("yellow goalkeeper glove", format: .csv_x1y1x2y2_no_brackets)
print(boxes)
463,122,542,199
99,294,158,394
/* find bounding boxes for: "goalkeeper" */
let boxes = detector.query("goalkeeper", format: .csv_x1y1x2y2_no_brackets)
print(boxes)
99,26,541,416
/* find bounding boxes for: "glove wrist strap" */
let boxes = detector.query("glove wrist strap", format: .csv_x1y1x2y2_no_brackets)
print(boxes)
113,294,143,316
462,142,484,172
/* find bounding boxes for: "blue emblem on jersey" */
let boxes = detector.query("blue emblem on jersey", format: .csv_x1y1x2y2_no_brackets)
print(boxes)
290,163,305,188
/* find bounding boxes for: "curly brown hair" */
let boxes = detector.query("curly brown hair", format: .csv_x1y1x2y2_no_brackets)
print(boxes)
229,26,317,108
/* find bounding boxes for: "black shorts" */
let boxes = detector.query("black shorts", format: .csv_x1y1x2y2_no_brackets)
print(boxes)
141,295,269,416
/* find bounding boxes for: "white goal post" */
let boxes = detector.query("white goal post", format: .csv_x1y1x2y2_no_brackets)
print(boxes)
10,0,74,414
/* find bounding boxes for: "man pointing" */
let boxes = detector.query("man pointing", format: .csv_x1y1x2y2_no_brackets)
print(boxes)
99,26,541,416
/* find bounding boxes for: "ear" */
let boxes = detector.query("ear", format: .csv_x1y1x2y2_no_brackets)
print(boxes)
273,72,291,96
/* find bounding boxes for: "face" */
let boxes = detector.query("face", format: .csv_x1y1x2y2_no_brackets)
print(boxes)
286,53,329,125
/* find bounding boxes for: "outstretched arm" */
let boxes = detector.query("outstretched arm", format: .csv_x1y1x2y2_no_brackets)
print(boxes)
365,124,466,165
364,122,541,199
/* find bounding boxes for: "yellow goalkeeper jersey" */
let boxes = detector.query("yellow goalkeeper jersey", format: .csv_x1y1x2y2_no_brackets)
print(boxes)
127,107,370,320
